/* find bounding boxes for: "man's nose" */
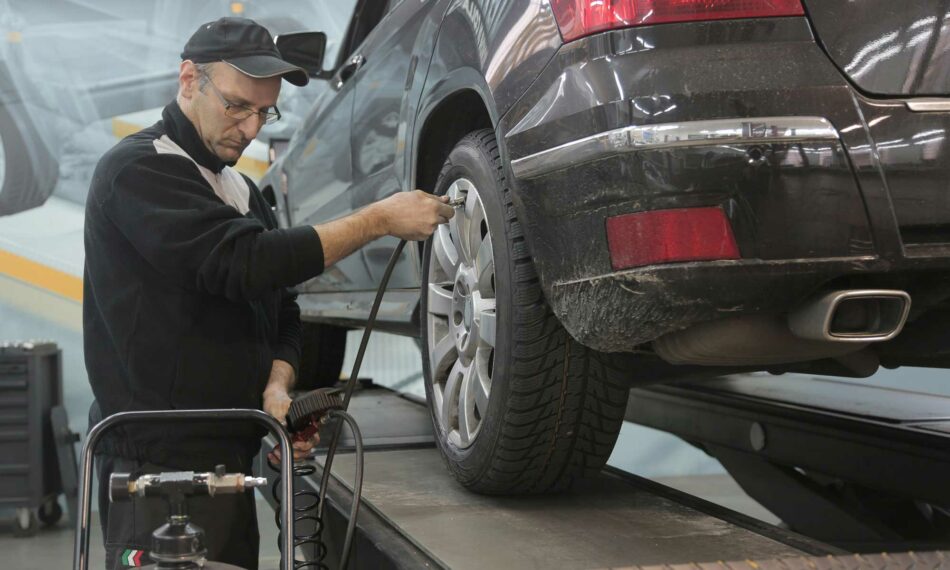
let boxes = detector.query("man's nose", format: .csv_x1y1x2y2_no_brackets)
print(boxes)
237,114,263,141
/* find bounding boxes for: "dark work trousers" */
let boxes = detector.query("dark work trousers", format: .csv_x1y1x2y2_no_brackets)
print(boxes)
96,454,260,569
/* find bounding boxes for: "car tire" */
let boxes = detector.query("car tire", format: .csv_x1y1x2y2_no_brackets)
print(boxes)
421,129,629,494
0,103,58,215
296,322,347,391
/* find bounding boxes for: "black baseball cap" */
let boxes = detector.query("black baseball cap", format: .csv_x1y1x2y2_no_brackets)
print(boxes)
181,17,309,86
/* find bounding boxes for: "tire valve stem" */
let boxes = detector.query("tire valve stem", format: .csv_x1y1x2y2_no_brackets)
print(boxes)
448,197,466,209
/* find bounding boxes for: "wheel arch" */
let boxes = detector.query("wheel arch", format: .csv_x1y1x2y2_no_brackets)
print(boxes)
412,79,496,196
409,79,496,333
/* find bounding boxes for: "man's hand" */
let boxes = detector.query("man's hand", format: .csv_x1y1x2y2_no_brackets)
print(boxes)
314,190,455,269
263,360,319,461
369,190,455,241
267,437,318,464
262,360,295,426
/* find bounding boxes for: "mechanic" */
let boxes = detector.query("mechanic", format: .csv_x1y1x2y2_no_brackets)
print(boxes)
83,17,454,570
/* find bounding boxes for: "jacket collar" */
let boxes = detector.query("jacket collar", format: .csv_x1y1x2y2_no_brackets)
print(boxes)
162,101,231,174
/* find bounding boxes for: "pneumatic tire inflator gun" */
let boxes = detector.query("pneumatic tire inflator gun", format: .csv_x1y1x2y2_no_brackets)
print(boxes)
285,387,345,445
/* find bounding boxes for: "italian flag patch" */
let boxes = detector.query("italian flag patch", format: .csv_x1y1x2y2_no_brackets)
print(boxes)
121,549,146,567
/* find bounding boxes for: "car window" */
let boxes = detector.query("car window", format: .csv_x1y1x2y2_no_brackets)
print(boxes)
337,0,390,63
291,0,358,72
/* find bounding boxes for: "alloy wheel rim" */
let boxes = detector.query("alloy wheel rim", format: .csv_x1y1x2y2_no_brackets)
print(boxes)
427,178,496,449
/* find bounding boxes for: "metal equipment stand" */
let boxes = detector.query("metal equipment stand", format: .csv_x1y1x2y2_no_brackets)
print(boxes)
73,409,296,570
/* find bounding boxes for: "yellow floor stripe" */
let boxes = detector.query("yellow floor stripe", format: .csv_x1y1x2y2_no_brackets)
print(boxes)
111,118,269,180
111,117,141,140
0,249,82,303
0,273,82,332
236,155,268,180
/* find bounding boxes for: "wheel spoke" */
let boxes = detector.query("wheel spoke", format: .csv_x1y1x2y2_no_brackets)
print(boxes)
458,362,476,445
441,359,465,432
463,182,479,215
427,283,453,317
450,212,470,265
475,235,494,295
431,379,445,423
470,350,491,417
478,300,496,348
429,332,457,377
433,225,459,279
447,180,463,202
466,196,487,268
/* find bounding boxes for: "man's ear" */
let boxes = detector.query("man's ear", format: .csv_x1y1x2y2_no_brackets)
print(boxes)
179,60,199,100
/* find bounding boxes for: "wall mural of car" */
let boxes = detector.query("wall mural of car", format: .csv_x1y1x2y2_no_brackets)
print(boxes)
0,0,353,215
262,0,950,495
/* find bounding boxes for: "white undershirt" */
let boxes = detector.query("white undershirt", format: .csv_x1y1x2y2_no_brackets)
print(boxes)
153,135,251,215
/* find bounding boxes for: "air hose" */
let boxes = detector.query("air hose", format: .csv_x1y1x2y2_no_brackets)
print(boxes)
269,239,408,569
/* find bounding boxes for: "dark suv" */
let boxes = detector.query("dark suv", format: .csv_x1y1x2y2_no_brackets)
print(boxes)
261,0,950,494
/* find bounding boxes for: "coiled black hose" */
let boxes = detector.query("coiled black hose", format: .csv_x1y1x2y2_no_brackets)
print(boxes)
271,239,406,569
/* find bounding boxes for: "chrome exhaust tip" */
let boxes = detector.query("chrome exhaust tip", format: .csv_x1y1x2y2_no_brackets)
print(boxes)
788,289,911,343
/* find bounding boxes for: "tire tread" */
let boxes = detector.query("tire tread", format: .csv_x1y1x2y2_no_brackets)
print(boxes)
429,129,627,494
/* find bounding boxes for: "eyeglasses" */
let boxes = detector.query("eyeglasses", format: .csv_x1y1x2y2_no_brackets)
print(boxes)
199,71,282,125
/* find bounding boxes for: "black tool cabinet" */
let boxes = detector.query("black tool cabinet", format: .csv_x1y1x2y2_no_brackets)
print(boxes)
0,342,64,536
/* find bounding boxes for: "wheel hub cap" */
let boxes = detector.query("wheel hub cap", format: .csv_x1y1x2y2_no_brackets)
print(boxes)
426,178,497,449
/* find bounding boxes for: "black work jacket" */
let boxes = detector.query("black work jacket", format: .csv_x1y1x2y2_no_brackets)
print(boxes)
83,101,324,469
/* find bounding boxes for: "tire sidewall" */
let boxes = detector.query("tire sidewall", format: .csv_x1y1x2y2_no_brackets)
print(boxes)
0,102,56,214
0,103,24,197
421,131,515,485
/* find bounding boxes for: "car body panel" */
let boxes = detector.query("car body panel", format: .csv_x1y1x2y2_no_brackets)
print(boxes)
271,2,950,368
803,0,950,96
498,16,950,353
284,73,364,292
844,96,950,255
501,18,873,284
412,0,561,184
350,0,445,290
281,0,561,325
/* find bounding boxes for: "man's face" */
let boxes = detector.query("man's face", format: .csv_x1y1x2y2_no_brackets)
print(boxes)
182,62,281,163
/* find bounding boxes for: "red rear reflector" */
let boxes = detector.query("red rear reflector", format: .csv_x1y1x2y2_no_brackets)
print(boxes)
606,207,740,270
550,0,805,42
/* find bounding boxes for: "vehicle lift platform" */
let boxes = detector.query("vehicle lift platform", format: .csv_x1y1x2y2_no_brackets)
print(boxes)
259,377,950,569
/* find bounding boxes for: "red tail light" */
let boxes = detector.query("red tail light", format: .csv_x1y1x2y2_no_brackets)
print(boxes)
606,207,740,270
550,0,805,42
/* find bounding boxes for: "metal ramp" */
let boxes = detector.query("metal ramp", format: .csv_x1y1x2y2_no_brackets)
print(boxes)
626,375,950,553
259,384,836,568
259,380,950,568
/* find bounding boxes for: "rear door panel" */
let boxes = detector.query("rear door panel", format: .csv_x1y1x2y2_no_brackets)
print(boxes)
285,69,369,292
349,0,443,290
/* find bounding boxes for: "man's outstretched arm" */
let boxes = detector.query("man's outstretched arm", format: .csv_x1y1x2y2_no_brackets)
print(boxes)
314,190,455,268
262,189,454,459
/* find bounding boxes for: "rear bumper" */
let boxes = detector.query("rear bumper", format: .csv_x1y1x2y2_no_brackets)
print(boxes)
499,17,950,352
548,258,950,352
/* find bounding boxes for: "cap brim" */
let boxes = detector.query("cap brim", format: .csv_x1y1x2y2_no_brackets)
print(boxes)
224,54,309,86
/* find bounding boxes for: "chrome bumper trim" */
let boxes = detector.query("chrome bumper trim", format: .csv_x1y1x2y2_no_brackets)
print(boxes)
510,116,840,179
906,98,950,112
